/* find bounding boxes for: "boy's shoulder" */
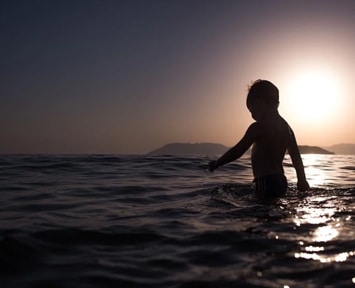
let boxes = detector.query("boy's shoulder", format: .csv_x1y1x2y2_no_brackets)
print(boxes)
249,117,290,136
247,121,262,132
246,121,265,139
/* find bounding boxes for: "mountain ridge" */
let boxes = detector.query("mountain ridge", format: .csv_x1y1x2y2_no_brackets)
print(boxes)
147,142,339,156
324,143,355,155
147,143,228,156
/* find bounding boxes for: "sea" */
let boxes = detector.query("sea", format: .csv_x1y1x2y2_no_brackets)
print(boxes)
0,154,355,288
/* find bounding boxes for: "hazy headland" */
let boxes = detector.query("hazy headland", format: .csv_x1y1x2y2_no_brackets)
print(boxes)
147,142,355,156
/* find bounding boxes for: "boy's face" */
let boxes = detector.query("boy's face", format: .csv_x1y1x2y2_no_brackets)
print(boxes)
247,98,268,121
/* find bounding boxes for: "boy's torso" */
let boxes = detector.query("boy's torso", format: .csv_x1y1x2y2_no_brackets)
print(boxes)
251,116,290,177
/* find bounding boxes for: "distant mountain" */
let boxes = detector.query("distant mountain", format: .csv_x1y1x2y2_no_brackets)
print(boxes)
298,145,333,155
147,143,228,156
324,143,355,155
147,143,334,156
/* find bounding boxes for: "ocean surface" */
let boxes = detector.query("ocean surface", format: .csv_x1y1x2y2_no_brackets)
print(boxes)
0,154,355,288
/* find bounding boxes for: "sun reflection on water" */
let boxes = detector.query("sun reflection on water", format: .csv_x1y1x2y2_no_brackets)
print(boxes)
302,155,330,187
293,195,355,264
312,225,338,242
295,249,355,263
293,196,336,226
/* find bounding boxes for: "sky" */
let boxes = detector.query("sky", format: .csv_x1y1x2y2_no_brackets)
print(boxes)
1,0,355,154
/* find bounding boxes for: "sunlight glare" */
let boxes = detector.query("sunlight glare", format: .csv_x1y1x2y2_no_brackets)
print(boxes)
286,71,340,122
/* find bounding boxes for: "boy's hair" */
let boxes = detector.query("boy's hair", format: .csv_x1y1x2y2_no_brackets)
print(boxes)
246,79,279,107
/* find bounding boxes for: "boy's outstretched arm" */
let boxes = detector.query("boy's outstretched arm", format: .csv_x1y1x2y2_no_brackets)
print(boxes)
287,128,310,191
209,123,257,172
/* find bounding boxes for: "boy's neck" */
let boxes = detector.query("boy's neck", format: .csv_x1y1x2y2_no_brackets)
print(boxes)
259,109,279,121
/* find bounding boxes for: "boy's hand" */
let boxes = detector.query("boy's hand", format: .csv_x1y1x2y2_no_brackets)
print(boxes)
297,180,310,192
208,160,217,172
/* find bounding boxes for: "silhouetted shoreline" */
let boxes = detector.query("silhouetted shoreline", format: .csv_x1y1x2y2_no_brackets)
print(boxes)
147,142,342,156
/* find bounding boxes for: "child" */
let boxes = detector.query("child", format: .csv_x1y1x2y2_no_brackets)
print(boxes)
208,79,309,201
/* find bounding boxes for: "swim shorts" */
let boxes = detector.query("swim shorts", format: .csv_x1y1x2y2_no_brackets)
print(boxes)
254,174,288,200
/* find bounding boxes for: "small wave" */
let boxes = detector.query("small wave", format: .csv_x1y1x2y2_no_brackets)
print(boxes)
210,183,254,207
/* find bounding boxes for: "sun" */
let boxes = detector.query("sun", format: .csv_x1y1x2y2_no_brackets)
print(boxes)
285,72,340,122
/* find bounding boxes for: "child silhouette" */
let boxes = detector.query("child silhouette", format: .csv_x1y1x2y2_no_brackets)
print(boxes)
209,80,309,201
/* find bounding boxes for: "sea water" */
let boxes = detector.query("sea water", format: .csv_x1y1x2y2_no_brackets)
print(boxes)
0,154,354,287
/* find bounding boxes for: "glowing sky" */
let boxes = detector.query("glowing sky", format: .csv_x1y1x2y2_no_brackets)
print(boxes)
2,0,355,154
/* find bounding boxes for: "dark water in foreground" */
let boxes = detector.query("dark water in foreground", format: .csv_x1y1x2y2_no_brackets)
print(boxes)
0,154,355,288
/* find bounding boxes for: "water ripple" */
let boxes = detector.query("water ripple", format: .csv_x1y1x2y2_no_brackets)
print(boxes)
0,155,354,287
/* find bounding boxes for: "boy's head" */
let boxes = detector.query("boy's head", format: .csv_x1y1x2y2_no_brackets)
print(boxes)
246,79,279,109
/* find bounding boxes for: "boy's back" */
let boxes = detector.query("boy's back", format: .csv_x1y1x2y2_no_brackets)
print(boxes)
251,114,290,178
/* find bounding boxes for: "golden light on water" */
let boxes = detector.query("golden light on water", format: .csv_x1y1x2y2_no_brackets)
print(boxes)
312,225,338,242
293,195,355,264
301,155,330,187
293,197,336,226
285,155,335,187
304,166,328,187
291,154,355,266
294,217,355,263
295,249,355,264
